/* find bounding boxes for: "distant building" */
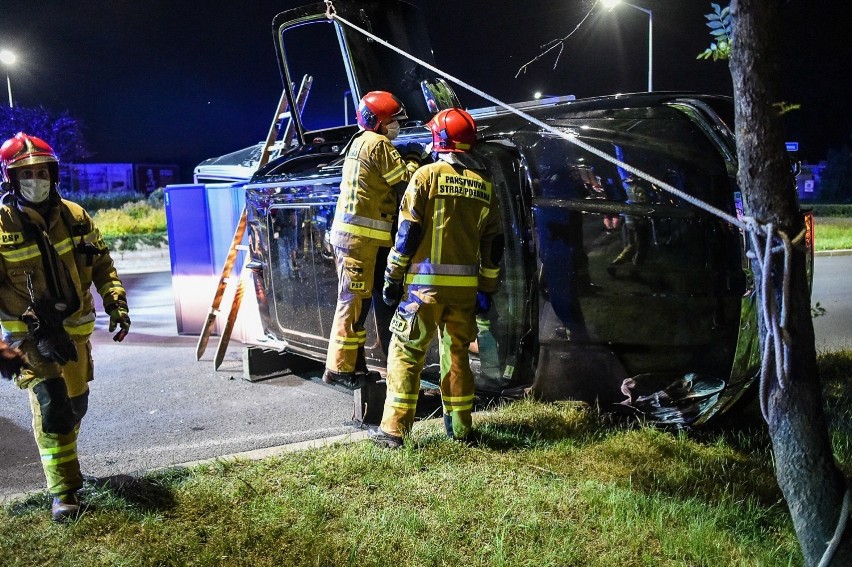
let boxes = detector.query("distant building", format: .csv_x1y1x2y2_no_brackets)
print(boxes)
796,161,827,202
59,163,179,194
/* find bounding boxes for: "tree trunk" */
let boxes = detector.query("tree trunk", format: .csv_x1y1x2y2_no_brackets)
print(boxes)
729,1,850,564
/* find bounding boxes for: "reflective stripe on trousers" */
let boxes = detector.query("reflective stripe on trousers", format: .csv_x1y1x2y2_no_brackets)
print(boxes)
326,244,378,374
381,300,477,439
21,339,93,496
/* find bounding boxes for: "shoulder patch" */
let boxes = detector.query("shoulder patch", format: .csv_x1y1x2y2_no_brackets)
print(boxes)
0,231,24,245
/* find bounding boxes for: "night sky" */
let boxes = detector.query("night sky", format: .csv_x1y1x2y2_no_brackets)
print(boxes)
0,0,847,181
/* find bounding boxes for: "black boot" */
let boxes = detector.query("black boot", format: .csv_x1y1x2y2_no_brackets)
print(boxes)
322,369,360,390
51,491,81,523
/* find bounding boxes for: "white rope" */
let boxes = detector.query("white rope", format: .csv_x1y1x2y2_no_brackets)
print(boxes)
324,1,804,425
818,486,851,567
746,222,794,421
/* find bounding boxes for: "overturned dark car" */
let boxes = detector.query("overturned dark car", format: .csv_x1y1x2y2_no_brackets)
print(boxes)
233,0,811,427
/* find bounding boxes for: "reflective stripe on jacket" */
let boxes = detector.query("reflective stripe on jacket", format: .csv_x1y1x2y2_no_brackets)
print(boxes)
330,130,414,249
386,159,502,303
0,196,126,341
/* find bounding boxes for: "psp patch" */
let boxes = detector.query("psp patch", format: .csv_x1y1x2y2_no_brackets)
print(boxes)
0,232,24,244
349,281,366,291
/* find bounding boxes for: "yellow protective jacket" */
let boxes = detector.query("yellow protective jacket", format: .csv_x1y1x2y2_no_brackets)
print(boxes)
386,158,502,303
330,130,415,250
0,195,126,342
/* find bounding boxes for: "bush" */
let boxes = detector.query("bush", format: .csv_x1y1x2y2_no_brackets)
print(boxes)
91,199,168,251
62,190,149,213
810,204,852,217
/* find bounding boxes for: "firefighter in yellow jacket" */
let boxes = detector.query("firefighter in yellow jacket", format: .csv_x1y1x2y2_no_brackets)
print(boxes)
373,108,503,447
0,132,130,522
323,91,419,389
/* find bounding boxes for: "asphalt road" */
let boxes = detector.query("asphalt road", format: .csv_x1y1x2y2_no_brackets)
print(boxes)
1,255,849,500
811,254,852,352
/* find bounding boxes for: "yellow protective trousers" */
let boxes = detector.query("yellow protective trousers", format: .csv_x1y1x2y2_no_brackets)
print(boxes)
381,298,477,440
326,244,380,375
17,338,93,496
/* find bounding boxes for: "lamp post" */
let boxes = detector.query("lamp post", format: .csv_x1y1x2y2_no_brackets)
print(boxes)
602,0,653,92
0,49,15,108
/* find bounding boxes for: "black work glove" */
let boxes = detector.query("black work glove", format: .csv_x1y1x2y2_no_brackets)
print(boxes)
400,142,428,166
106,303,131,342
21,301,79,365
474,291,493,315
382,277,404,306
0,341,25,380
36,334,78,365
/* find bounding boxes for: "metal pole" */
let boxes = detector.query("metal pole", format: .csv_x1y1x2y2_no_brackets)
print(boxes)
5,73,12,108
647,10,653,92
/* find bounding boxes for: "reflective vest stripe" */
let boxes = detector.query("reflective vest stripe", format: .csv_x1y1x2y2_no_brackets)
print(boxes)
383,163,407,186
479,266,500,279
66,320,95,335
344,162,360,215
97,280,126,297
388,249,411,268
335,222,391,241
431,200,445,262
409,263,478,276
404,274,478,287
356,329,367,345
0,243,40,262
339,214,393,232
1,320,28,334
54,238,74,256
2,319,94,336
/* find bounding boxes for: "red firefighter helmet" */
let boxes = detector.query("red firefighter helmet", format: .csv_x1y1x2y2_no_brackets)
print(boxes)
0,132,60,183
357,91,408,132
428,108,477,153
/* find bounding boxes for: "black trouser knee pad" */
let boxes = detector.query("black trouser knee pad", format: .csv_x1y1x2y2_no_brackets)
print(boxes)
32,377,76,435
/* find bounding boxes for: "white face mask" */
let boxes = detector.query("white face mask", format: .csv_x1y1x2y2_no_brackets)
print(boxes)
385,121,400,141
19,178,52,203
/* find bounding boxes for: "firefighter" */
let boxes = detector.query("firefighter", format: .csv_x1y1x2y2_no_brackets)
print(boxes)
373,108,503,447
0,132,130,522
323,91,420,389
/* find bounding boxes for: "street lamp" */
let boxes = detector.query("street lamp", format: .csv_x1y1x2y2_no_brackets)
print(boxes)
0,49,15,108
602,0,653,92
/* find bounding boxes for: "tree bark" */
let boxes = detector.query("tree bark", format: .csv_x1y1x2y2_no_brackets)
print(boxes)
729,1,850,564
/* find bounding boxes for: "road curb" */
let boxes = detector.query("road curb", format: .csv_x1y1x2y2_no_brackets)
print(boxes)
0,429,370,505
814,249,852,257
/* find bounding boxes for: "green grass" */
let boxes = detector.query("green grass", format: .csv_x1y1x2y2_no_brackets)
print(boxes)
5,350,851,566
814,216,852,251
